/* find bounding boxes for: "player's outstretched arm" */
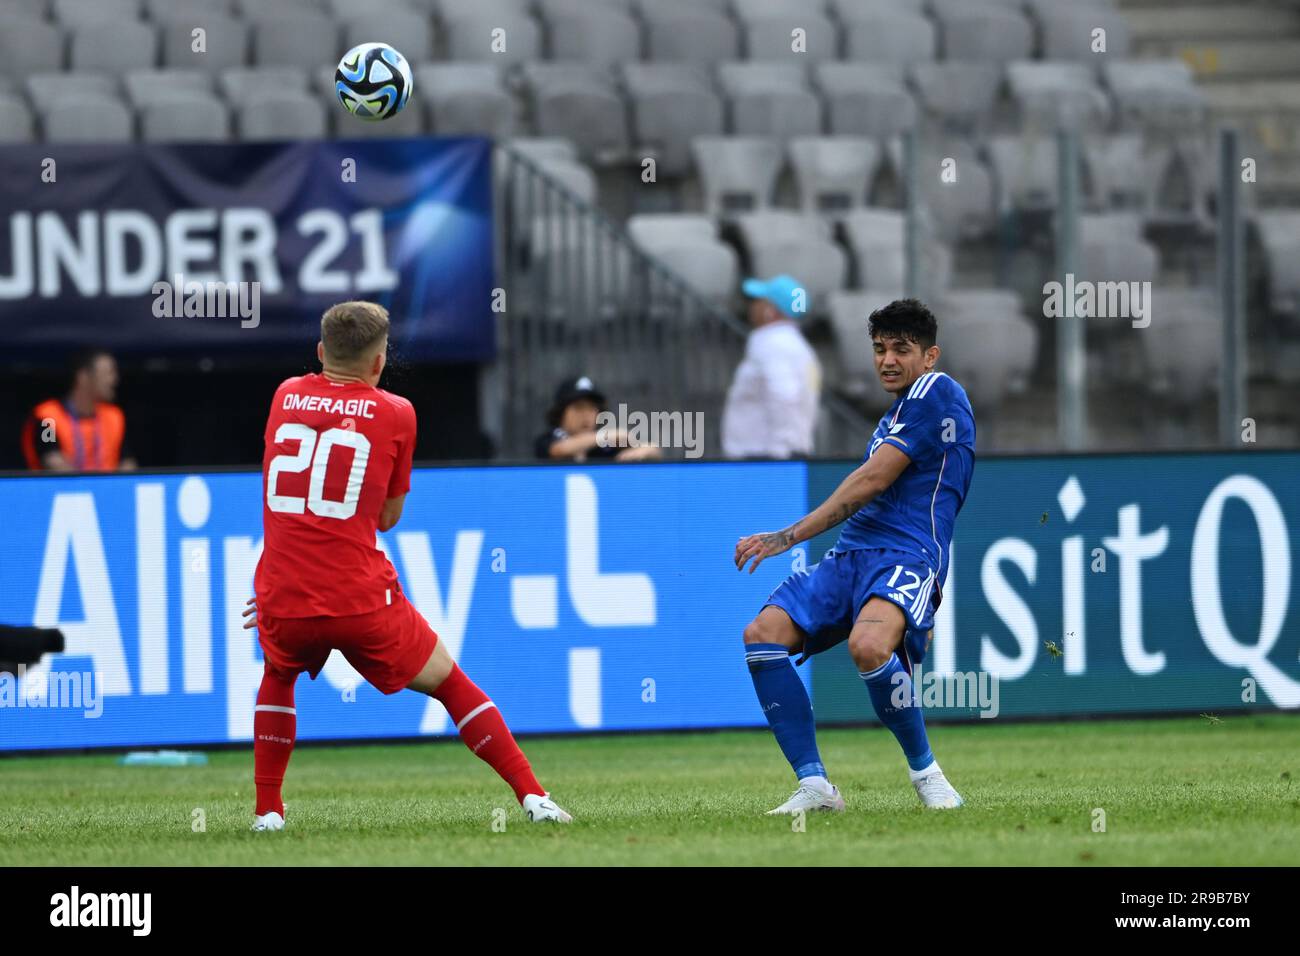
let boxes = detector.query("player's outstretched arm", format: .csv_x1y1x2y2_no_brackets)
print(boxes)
735,443,911,574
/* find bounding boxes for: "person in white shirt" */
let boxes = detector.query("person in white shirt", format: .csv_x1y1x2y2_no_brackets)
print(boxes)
722,274,822,459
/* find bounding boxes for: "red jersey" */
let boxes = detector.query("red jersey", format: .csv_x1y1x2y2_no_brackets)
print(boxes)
254,372,417,618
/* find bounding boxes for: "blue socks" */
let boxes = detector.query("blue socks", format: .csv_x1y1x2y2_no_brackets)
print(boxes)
745,643,826,781
860,653,935,772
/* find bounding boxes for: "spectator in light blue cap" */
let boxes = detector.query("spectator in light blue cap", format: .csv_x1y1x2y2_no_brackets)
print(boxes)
722,275,822,459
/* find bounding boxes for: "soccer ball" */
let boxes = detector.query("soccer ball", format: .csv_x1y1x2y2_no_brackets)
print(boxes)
333,42,413,121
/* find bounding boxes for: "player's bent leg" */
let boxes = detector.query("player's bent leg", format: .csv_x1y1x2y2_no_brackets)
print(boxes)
253,662,299,831
744,606,843,815
849,599,963,809
410,643,572,823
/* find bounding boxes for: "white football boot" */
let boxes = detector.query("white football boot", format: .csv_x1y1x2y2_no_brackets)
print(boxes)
912,770,964,809
251,810,286,831
522,792,573,823
766,778,846,815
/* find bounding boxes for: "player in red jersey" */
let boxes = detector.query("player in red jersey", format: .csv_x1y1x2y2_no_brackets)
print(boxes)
243,301,571,829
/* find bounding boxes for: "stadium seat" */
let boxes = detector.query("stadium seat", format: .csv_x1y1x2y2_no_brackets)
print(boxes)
1102,60,1206,133
0,94,34,142
1138,289,1219,404
884,136,996,239
1251,211,1300,316
734,210,849,312
621,63,724,177
930,1,1033,63
1084,132,1148,209
642,5,740,63
24,71,117,111
160,15,248,72
220,67,309,103
1006,62,1111,133
144,0,235,18
909,63,1002,134
522,65,629,163
442,8,542,63
543,9,641,65
339,10,435,64
0,0,50,16
140,94,230,141
937,291,1039,409
1079,211,1144,244
787,137,880,214
814,63,918,139
627,215,739,305
437,0,530,17
239,91,326,141
985,134,1062,214
743,12,839,62
626,213,718,249
841,10,934,65
52,0,139,25
827,0,923,16
504,136,578,167
417,63,517,138
1035,3,1132,69
1078,236,1159,289
691,136,785,214
45,96,133,142
330,94,426,138
70,21,158,74
250,12,338,69
0,17,64,78
124,69,213,106
840,207,953,300
716,62,822,138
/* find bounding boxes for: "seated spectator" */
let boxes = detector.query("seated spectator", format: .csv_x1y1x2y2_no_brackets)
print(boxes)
535,376,661,463
21,349,136,472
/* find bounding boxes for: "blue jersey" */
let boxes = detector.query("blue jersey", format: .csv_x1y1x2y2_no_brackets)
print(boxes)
833,371,976,581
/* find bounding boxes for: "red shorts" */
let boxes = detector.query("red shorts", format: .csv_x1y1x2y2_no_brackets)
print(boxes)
257,589,438,695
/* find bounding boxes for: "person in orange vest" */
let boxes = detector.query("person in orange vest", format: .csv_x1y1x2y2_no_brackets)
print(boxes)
22,349,136,472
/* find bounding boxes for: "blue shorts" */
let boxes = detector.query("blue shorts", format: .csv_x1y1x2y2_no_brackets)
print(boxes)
764,548,942,668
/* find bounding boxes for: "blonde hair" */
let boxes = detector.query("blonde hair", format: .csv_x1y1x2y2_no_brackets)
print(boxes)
321,301,390,364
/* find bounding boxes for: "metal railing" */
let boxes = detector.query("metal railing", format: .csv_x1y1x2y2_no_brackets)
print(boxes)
492,146,872,460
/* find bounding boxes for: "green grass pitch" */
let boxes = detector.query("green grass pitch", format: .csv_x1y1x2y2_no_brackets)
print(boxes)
2,714,1296,866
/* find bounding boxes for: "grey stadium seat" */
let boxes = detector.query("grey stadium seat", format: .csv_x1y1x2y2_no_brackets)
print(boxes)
642,4,739,63
442,9,541,63
0,17,63,79
622,63,723,176
1007,61,1110,132
124,69,213,106
814,63,917,139
743,12,838,63
418,63,517,138
140,94,229,141
524,66,629,162
909,63,1003,134
0,94,35,142
220,67,309,103
937,292,1039,409
161,15,248,72
1251,211,1300,316
239,91,326,141
145,0,235,18
1079,211,1144,244
827,0,922,17
340,10,435,64
0,0,50,16
691,136,785,214
787,137,881,214
44,96,133,142
842,10,934,65
1078,236,1160,288
53,0,138,25
626,213,718,249
1139,289,1219,404
71,21,157,74
251,12,338,69
544,9,640,65
24,71,117,110
985,135,1062,213
930,2,1033,64
627,213,740,306
1084,133,1148,209
885,136,997,239
840,207,953,300
734,210,848,313
1036,4,1132,69
1102,60,1206,133
717,62,821,139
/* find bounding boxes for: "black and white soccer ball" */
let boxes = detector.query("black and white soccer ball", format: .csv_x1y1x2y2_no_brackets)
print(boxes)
334,42,413,121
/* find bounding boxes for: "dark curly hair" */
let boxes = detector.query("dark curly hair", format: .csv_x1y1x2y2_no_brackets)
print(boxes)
867,298,938,349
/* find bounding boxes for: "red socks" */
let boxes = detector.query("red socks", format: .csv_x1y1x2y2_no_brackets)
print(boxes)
253,666,297,817
433,664,544,804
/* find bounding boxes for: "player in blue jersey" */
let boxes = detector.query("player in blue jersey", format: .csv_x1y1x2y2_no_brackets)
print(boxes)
735,298,975,813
